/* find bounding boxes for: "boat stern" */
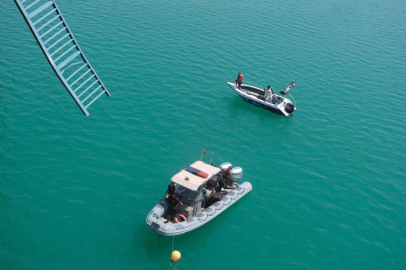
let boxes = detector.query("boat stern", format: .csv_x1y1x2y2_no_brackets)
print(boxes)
145,201,179,236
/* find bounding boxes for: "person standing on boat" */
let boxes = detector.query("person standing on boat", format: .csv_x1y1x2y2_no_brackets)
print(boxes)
222,166,233,188
264,85,272,100
235,72,243,89
166,193,183,223
264,85,274,103
267,86,274,103
165,182,177,199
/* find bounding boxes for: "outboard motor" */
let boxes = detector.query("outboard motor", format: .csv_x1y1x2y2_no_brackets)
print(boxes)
219,162,243,183
285,103,295,114
219,162,232,171
231,167,243,182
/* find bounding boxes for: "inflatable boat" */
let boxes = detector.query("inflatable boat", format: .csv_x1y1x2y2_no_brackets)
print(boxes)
226,81,296,116
146,160,252,236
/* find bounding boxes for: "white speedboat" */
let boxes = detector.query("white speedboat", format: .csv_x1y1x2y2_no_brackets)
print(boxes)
146,160,252,236
226,81,296,116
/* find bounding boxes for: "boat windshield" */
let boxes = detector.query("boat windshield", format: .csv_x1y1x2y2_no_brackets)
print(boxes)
178,186,200,200
177,185,202,206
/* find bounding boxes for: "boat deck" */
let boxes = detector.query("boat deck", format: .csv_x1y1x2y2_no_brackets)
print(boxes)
161,185,236,224
239,86,284,106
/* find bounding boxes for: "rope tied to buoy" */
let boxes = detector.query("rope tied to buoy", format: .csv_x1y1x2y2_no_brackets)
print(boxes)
171,235,181,262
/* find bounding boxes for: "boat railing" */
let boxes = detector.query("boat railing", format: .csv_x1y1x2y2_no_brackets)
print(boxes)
286,94,296,106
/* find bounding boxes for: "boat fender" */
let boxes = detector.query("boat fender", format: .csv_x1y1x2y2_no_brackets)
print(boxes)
174,214,187,223
235,186,245,194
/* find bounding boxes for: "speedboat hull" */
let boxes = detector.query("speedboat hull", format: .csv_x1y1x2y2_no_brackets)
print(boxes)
226,82,296,116
146,182,252,236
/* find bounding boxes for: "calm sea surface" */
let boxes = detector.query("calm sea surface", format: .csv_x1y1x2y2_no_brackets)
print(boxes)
1,0,406,269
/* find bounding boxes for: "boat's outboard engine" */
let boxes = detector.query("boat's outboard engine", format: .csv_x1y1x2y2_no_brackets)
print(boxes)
219,162,244,182
231,167,243,182
285,103,295,114
219,162,232,171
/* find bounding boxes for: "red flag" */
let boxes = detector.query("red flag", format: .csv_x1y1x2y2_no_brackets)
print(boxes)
200,150,207,160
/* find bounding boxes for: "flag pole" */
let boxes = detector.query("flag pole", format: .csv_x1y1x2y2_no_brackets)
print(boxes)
201,149,207,161
210,151,214,164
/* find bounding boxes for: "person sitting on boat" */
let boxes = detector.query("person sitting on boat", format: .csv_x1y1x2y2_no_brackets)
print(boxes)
165,182,177,198
213,181,222,194
235,72,243,89
222,166,233,188
166,193,183,223
206,178,216,190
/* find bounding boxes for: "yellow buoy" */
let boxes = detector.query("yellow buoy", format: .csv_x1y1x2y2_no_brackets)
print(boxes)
171,250,181,261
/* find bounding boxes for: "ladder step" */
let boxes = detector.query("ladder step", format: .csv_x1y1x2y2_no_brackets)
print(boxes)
28,1,53,19
37,14,60,32
85,87,105,109
70,68,91,86
82,85,102,102
44,27,66,44
78,80,98,98
33,8,55,25
47,33,70,50
74,74,95,92
54,45,76,62
66,64,87,81
50,39,72,57
60,61,82,74
56,50,80,70
25,0,42,11
40,20,64,38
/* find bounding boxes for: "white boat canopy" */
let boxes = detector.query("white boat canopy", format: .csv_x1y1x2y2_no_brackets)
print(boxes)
171,161,221,191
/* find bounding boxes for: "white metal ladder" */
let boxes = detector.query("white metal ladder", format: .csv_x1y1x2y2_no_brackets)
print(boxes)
14,0,110,116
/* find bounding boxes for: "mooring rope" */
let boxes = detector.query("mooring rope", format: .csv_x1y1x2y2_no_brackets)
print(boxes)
172,235,174,252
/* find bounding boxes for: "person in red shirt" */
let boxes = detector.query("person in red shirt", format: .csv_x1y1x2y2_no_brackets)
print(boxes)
235,72,243,89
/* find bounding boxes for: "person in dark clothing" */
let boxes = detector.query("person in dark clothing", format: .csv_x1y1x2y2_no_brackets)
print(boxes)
206,178,216,190
222,166,233,187
165,182,177,198
166,193,183,223
214,181,222,193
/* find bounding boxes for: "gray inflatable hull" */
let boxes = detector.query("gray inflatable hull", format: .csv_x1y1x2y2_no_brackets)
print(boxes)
146,182,252,236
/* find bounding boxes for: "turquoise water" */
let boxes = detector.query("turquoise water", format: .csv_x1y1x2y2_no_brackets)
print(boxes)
1,0,406,269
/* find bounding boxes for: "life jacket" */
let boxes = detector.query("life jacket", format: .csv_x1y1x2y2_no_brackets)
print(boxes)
239,73,244,81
